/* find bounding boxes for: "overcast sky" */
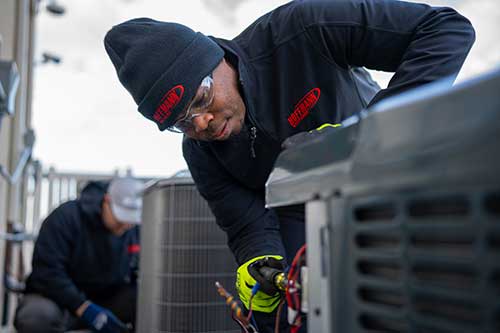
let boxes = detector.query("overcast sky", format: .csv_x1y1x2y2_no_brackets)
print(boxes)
31,0,500,178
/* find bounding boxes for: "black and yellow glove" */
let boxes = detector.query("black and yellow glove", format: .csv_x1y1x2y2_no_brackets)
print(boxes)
236,255,286,313
281,123,341,150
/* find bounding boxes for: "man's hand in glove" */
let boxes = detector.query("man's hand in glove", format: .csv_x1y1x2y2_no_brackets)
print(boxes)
281,123,341,150
236,255,286,313
79,301,129,333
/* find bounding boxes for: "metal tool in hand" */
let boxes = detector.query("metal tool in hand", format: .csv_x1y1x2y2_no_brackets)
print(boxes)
248,257,288,294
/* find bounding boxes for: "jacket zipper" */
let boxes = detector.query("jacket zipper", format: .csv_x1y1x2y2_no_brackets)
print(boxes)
239,70,276,159
249,126,257,158
239,77,258,159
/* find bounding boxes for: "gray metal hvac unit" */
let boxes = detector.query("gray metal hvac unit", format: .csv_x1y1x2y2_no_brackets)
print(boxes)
266,69,500,333
137,177,239,333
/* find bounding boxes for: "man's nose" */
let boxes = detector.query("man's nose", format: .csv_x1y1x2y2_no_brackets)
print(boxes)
192,113,214,133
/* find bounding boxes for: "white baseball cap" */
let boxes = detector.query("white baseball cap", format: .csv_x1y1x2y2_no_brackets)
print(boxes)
108,177,145,224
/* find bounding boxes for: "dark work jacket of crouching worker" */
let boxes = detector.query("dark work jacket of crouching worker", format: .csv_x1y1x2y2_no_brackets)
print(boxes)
104,1,475,332
14,178,145,333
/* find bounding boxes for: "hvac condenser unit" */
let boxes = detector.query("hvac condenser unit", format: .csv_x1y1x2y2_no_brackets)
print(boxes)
266,69,500,333
137,177,239,332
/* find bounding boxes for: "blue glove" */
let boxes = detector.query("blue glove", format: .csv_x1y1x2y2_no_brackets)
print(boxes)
81,302,129,333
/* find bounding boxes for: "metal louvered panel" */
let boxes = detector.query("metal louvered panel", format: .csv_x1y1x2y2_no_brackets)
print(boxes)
137,178,239,333
342,188,500,333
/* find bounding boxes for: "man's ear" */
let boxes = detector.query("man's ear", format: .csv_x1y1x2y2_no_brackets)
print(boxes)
102,194,111,208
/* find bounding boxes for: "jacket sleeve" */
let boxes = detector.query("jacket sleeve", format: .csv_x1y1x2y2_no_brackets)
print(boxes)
296,0,475,105
27,205,86,313
183,139,286,265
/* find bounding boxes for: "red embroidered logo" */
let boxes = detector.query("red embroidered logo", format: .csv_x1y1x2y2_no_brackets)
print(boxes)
153,85,184,124
287,88,321,128
127,244,140,254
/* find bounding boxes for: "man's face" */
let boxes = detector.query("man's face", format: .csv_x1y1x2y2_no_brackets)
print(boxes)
181,59,246,141
102,195,134,236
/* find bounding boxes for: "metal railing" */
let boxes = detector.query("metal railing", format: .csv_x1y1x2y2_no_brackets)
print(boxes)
23,163,158,235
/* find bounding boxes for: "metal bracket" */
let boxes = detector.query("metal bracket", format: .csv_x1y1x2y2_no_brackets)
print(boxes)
0,60,20,116
0,129,35,184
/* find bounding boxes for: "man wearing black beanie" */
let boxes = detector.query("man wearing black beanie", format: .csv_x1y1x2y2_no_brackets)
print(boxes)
104,1,475,332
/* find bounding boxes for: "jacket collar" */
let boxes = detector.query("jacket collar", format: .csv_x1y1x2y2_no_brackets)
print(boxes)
211,37,259,129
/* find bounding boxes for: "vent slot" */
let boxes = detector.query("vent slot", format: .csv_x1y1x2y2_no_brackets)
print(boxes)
355,233,401,250
484,192,500,216
488,234,500,251
492,271,500,294
412,264,476,290
358,260,401,281
408,196,469,218
414,296,481,324
358,287,405,308
410,234,474,256
354,203,396,222
359,314,408,332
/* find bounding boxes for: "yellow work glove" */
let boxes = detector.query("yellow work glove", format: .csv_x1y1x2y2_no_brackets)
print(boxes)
281,123,342,150
236,255,286,313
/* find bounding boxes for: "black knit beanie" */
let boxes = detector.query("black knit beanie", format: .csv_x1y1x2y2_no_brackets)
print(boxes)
104,18,224,131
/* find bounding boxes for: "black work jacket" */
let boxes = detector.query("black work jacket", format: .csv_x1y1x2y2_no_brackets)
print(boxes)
183,0,475,265
25,182,140,313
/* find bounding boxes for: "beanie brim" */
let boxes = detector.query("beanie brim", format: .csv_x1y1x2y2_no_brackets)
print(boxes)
138,33,224,131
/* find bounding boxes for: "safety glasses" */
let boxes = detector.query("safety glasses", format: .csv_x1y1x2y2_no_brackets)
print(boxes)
167,74,214,133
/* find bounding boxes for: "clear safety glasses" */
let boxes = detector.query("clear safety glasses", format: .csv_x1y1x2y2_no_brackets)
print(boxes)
167,74,214,133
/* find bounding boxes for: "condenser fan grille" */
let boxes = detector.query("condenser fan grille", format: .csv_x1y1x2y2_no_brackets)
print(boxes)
138,182,239,333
